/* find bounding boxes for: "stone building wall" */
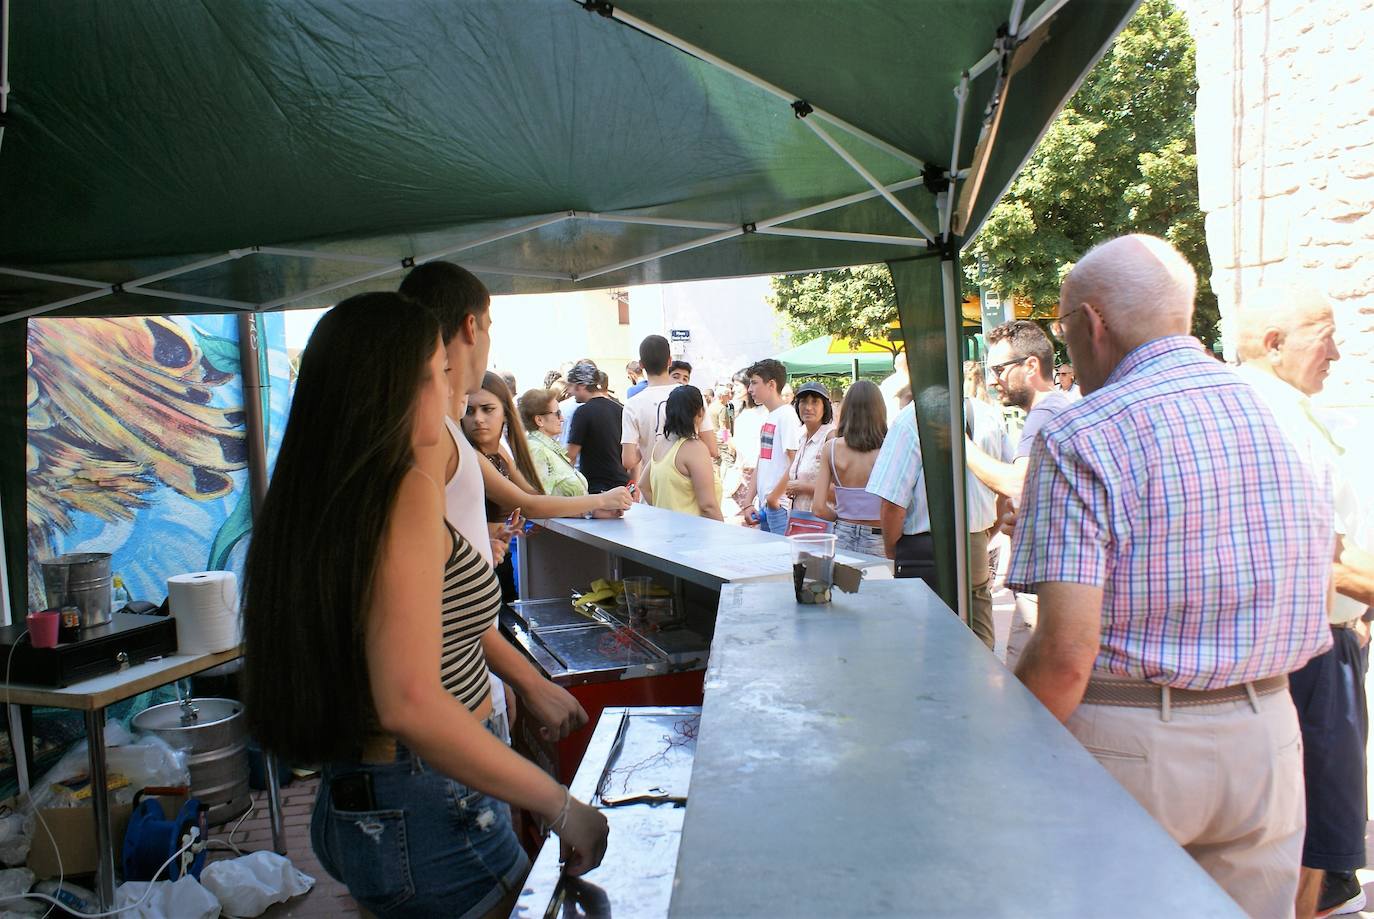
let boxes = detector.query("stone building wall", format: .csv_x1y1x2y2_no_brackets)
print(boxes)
1181,0,1373,426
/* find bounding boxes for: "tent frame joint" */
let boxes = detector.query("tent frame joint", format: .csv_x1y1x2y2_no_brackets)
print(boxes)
921,163,951,196
790,100,813,119
580,0,615,18
742,221,757,234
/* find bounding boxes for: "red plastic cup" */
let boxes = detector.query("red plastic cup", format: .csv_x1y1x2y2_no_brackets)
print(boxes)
26,611,60,649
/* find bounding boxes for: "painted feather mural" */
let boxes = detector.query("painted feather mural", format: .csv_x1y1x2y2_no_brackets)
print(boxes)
25,314,289,609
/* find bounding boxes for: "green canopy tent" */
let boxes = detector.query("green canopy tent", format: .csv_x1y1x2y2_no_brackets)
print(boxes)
776,335,898,378
0,0,1139,628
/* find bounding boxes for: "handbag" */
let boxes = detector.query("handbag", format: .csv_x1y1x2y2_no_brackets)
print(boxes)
784,510,834,537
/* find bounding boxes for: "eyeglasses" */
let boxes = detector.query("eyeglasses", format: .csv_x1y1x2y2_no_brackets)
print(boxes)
539,409,563,418
986,356,1030,379
1050,301,1105,339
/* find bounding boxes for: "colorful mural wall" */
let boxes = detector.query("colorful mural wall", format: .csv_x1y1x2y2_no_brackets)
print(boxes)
25,314,290,610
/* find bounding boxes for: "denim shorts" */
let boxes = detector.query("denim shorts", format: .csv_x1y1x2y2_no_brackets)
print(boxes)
833,521,884,557
311,721,530,918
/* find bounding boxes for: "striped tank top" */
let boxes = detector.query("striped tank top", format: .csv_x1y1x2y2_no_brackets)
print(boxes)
441,527,500,711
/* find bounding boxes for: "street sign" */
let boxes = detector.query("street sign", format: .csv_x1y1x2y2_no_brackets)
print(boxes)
670,329,691,342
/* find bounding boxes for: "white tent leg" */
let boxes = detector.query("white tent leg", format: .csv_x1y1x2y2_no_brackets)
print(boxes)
940,257,970,629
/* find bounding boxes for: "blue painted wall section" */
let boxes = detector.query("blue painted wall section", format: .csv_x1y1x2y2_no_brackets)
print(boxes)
24,314,290,610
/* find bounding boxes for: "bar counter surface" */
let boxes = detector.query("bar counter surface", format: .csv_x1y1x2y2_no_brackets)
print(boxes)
668,579,1245,918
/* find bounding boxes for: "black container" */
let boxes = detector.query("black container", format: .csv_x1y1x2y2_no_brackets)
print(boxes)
0,613,178,687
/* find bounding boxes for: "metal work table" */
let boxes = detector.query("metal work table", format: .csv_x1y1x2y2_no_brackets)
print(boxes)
1,647,285,910
513,706,699,918
669,580,1244,918
526,503,889,592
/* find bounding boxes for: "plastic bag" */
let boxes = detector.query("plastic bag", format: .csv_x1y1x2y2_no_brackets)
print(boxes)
0,867,40,915
25,722,188,812
114,875,220,919
0,809,33,867
199,851,314,918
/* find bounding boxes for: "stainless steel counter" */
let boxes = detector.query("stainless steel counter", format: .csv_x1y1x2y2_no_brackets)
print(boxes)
513,706,700,919
668,580,1244,918
530,504,890,591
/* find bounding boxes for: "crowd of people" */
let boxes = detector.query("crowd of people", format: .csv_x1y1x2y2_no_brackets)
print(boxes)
239,235,1374,919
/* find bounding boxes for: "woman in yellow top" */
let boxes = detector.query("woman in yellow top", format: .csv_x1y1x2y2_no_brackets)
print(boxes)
644,386,723,520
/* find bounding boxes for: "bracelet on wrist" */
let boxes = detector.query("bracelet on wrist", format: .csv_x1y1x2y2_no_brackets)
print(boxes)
545,785,572,836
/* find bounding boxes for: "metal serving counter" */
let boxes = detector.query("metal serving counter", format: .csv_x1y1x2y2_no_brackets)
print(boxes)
513,706,700,918
668,579,1245,918
519,503,890,594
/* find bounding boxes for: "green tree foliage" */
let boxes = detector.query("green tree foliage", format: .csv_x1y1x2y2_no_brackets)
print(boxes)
769,265,897,348
966,0,1218,342
771,0,1220,347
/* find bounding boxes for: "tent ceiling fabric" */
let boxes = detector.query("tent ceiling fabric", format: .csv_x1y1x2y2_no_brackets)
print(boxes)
0,0,1136,319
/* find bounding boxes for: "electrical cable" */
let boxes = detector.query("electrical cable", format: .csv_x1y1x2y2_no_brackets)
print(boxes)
7,627,60,919
5,628,203,917
0,833,198,917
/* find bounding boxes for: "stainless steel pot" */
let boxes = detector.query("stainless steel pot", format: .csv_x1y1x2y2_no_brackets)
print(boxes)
39,553,112,629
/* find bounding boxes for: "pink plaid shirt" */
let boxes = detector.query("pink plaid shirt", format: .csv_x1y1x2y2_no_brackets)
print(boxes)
1007,336,1333,690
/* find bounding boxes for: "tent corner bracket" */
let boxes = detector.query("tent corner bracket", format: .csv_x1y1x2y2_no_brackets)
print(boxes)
922,164,950,196
580,0,615,18
790,100,813,119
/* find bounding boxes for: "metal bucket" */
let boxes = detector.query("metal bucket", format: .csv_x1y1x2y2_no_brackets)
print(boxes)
132,698,251,826
38,553,112,629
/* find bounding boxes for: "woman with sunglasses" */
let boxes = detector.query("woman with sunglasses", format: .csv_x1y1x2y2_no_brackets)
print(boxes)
520,388,588,497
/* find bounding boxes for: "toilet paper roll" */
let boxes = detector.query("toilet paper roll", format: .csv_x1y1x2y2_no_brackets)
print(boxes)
167,571,241,654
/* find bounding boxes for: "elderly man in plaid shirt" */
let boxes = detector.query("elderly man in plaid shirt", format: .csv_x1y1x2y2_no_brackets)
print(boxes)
1008,235,1333,919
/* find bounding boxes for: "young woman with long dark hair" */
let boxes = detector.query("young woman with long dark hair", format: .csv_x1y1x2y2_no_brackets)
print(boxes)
243,293,607,919
644,386,723,520
813,379,889,556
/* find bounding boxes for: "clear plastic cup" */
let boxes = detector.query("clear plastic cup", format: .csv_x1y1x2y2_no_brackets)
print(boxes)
621,576,655,629
789,534,837,604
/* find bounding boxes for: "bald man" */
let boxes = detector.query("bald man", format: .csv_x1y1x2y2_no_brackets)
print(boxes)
1007,235,1333,919
1237,284,1371,918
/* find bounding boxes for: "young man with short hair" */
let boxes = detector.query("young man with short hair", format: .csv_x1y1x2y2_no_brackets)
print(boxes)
625,360,646,398
669,360,692,385
621,336,716,483
738,358,801,533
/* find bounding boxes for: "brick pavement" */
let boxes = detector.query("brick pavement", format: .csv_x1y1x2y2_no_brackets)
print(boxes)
205,774,361,917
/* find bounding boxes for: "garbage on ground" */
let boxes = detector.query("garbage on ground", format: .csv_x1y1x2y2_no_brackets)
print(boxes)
199,851,314,918
0,867,38,914
114,874,220,919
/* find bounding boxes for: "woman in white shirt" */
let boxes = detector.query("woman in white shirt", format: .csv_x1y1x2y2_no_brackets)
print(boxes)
783,382,836,516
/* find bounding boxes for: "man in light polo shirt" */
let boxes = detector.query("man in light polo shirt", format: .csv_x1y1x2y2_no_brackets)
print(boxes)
866,387,1010,649
1236,283,1374,918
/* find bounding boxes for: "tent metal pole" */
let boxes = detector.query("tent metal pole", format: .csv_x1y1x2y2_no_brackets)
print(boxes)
576,226,745,283
602,5,926,173
942,76,970,239
461,263,577,281
575,212,736,231
756,227,927,248
799,118,937,242
940,257,971,629
1,250,251,323
0,267,107,288
576,178,931,282
254,246,392,266
1018,0,1072,40
260,213,575,310
2,288,117,323
124,287,257,310
1008,0,1028,38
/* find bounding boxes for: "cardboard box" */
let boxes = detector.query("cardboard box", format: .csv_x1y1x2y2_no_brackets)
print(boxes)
27,792,188,880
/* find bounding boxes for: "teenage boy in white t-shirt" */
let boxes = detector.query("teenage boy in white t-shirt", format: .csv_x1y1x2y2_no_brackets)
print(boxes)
621,335,716,486
739,358,801,533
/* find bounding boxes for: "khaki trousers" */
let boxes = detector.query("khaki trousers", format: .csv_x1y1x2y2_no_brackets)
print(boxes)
1066,688,1305,919
967,528,994,650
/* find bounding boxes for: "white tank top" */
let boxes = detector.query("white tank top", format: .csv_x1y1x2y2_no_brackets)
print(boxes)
445,417,492,566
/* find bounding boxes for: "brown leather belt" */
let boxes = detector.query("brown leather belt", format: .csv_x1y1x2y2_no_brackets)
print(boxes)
1082,674,1288,710
360,734,404,764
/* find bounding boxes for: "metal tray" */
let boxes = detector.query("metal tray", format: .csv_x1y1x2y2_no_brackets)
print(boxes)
531,623,660,673
507,597,598,630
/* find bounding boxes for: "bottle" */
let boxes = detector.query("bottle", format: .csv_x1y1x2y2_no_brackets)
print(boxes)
111,575,130,612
